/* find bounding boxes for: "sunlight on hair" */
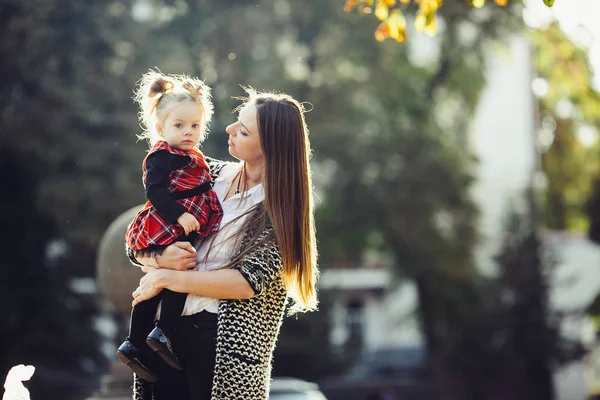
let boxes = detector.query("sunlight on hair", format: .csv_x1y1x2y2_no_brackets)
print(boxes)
3,365,35,400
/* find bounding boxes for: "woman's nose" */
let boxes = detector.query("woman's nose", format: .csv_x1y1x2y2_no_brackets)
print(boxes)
225,123,235,136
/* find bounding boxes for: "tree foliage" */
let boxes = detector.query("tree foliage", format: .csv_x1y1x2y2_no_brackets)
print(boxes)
531,24,600,232
0,1,134,397
343,0,552,43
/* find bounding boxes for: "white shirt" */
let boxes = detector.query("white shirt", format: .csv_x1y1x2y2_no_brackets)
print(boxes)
180,162,265,315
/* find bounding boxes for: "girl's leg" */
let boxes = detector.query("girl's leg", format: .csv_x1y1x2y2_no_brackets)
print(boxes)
157,289,187,336
172,311,218,400
129,295,161,348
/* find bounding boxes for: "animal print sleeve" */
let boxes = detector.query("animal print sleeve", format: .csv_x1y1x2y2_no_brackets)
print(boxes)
233,227,284,295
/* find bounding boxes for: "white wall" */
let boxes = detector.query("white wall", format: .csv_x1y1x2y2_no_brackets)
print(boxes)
469,36,538,275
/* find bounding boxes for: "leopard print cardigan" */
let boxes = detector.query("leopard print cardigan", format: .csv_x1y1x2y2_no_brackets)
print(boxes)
129,157,287,399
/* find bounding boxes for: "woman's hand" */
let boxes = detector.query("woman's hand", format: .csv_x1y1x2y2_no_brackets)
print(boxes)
132,266,168,306
156,241,197,271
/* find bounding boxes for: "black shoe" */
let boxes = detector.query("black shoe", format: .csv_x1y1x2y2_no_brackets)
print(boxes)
146,326,184,370
116,340,159,383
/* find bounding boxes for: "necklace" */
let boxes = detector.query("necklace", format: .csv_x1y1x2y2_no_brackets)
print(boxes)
235,164,245,195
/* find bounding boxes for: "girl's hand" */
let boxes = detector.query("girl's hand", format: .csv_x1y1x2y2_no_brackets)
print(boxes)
177,212,200,235
157,241,197,271
132,266,166,306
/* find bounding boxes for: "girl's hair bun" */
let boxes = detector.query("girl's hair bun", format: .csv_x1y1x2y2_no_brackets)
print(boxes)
149,76,174,98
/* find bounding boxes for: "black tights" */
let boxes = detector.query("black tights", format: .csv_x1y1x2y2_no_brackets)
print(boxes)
128,289,187,348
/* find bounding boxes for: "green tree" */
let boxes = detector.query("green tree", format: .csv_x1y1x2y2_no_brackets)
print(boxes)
0,0,144,256
299,1,523,397
0,1,139,397
0,145,104,400
532,23,600,233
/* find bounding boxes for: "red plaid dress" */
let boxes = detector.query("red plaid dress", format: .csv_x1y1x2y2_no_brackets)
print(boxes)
125,141,223,251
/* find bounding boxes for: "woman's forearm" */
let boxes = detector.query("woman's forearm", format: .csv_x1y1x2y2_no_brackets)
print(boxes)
159,268,255,300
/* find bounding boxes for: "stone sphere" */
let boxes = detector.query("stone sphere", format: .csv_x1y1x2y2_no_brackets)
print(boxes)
96,205,145,316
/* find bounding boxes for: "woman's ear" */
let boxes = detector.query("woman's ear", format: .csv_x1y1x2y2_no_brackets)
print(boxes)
156,123,164,136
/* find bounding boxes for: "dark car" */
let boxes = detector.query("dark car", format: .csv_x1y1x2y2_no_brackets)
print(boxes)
270,377,328,400
319,347,430,400
346,346,426,380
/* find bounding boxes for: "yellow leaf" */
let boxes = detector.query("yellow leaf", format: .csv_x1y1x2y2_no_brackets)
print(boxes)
375,1,389,20
384,0,397,5
424,14,437,36
543,0,554,6
344,0,361,12
388,10,407,42
472,0,485,7
418,0,440,14
374,21,390,41
399,0,411,3
494,0,507,5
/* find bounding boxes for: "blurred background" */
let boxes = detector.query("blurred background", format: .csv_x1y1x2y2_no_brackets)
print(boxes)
1,0,600,399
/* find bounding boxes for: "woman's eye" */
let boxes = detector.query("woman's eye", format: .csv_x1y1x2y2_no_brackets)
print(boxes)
175,123,183,128
192,124,200,129
239,130,248,136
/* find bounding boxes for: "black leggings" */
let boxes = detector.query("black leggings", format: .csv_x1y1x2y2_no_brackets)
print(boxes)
129,288,187,347
128,237,197,347
144,311,218,400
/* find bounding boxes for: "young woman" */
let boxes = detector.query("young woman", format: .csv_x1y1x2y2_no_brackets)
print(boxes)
127,89,319,400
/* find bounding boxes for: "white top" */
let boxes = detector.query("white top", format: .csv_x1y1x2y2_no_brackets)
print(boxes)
178,162,265,315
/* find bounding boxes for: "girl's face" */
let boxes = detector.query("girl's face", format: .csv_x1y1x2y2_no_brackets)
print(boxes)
225,104,264,164
157,102,204,151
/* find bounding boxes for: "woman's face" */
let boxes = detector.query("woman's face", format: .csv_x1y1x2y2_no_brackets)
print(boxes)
225,104,264,164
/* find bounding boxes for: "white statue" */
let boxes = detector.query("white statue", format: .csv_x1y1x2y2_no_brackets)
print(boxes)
3,365,35,400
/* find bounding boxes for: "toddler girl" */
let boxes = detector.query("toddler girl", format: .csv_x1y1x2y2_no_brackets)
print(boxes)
117,72,222,382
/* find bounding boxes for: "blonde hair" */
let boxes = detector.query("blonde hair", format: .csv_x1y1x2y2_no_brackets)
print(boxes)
133,70,214,147
222,90,319,314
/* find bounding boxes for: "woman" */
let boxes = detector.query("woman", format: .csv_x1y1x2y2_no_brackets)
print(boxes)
127,89,319,400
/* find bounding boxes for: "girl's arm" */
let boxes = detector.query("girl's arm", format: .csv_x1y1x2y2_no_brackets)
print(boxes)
128,241,197,271
145,151,188,223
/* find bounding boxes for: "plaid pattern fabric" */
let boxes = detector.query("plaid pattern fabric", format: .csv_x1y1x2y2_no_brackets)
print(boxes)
126,141,223,251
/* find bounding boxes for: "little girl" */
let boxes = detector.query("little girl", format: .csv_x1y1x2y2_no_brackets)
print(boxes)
117,72,223,382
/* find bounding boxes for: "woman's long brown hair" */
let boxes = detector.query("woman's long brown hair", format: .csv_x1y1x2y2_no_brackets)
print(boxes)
222,90,318,313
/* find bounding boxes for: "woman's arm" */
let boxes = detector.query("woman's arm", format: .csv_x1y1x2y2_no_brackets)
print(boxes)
132,267,253,306
135,267,254,304
132,230,282,305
